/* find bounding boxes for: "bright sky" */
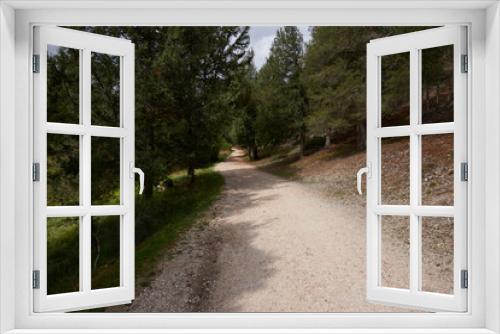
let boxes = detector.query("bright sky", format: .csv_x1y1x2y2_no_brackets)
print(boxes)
249,26,312,70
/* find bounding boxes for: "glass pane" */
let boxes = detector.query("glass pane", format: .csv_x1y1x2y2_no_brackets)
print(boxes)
421,217,454,294
47,217,79,294
381,52,410,127
422,134,454,206
422,45,454,124
91,137,120,205
47,45,80,124
47,134,79,206
381,215,410,289
380,137,410,205
91,52,121,127
91,216,121,290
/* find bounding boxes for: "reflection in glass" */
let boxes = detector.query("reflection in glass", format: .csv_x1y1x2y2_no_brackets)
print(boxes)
91,52,121,127
422,45,454,124
381,137,410,205
422,134,454,206
47,45,80,124
421,217,454,294
47,217,80,294
381,215,410,289
381,52,410,127
91,216,121,290
47,134,80,206
91,137,120,205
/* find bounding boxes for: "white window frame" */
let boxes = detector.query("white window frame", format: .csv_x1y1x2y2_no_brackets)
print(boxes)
32,26,136,312
366,26,468,312
1,1,499,333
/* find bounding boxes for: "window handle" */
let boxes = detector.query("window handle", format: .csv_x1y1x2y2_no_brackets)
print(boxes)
130,162,145,195
356,163,371,195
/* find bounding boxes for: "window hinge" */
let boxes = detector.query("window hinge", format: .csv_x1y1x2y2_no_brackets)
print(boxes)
32,270,40,289
461,269,468,289
32,54,40,73
32,162,40,182
461,54,468,73
461,162,468,182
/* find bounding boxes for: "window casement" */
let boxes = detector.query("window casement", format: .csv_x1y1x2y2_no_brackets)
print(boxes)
31,25,469,314
2,3,495,334
365,26,468,312
32,26,139,312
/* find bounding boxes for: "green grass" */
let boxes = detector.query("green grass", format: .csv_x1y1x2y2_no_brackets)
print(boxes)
134,168,224,288
47,166,224,301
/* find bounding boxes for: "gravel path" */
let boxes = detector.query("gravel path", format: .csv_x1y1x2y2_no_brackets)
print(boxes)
117,148,410,312
204,148,403,312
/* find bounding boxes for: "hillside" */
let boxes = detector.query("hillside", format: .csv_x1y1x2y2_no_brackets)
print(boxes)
255,135,453,206
253,134,454,295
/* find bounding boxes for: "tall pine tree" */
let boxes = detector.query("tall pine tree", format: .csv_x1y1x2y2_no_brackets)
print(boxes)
256,26,309,155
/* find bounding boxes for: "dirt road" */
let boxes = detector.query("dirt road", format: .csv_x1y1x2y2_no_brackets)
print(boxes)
204,148,404,312
119,148,408,312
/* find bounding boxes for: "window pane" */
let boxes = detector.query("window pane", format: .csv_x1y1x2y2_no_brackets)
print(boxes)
381,137,410,205
422,134,454,206
91,216,121,290
381,52,410,127
47,217,80,294
421,45,454,124
47,134,79,206
381,216,410,289
421,217,454,294
91,52,120,127
91,137,120,205
47,45,80,124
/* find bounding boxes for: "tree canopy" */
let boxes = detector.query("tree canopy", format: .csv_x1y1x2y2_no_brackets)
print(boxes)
48,26,449,201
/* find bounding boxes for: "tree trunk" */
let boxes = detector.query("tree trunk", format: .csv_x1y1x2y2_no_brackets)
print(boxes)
143,174,154,199
299,129,306,158
356,123,366,151
187,163,195,185
250,144,259,160
436,84,440,105
325,129,331,148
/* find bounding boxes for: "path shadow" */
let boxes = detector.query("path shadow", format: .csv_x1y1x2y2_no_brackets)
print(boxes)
201,218,279,312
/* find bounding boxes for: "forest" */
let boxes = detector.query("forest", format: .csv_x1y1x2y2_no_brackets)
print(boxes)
46,26,452,297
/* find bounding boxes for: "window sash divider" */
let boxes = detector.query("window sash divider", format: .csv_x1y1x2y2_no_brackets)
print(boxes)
375,122,454,138
46,122,126,138
409,48,421,293
374,205,454,217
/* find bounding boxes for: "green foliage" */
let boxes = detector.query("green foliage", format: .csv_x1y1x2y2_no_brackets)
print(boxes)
303,27,429,149
134,168,224,286
47,167,224,297
75,26,251,193
47,217,80,294
45,26,452,300
303,136,327,155
152,27,251,182
304,27,369,147
255,27,308,151
229,62,260,159
45,26,247,299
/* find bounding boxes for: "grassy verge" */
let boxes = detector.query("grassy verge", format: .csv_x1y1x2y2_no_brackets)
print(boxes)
47,166,224,299
134,167,224,288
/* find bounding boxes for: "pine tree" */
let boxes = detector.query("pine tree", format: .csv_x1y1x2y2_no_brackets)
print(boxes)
256,26,309,155
230,61,260,160
71,27,251,193
303,27,427,150
157,26,251,184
